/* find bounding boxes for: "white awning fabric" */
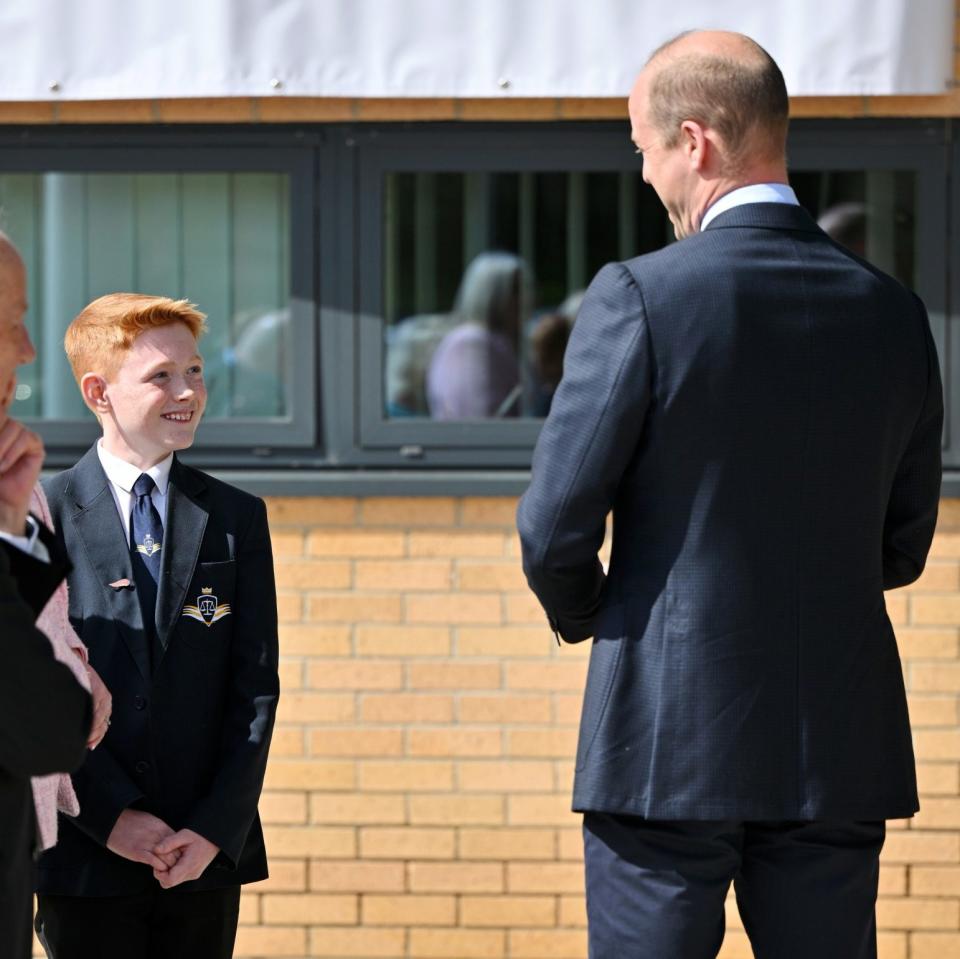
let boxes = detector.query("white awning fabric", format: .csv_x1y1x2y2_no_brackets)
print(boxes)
0,0,953,101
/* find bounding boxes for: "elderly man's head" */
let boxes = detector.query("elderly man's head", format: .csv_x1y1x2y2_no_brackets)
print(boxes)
0,235,32,423
629,31,789,238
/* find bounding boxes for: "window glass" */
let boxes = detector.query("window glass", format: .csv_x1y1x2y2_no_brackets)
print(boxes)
382,167,917,423
0,172,290,421
790,169,916,288
382,170,669,420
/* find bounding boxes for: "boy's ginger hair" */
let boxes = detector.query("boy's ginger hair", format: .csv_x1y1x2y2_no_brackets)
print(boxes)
65,292,207,384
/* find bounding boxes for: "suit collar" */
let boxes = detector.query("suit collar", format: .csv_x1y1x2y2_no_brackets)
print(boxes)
68,444,205,506
168,455,207,498
700,183,798,231
67,444,113,510
96,442,174,497
702,201,822,234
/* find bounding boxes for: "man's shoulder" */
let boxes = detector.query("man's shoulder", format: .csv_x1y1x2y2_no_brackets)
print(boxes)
612,233,718,299
622,230,718,272
41,459,86,513
42,468,70,504
820,237,919,303
174,460,265,517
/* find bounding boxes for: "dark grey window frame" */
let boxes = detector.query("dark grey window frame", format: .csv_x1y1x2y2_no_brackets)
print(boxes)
347,120,958,480
0,131,320,469
2,120,956,497
353,128,638,467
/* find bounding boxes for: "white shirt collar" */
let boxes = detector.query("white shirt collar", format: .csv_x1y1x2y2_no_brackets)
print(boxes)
700,183,799,231
97,440,173,496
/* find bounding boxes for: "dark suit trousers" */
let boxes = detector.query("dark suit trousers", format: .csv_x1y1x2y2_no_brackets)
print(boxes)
35,886,241,959
583,813,885,959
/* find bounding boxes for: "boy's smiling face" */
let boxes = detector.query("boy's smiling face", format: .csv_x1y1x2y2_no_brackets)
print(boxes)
97,322,206,469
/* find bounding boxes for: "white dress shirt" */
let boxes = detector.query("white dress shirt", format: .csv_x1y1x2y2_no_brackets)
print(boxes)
96,441,173,540
0,513,49,562
700,182,800,232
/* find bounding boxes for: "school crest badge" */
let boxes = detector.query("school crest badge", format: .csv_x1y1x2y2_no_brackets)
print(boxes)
135,533,161,557
182,587,232,627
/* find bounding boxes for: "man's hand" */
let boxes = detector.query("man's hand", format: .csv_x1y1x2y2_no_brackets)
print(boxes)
85,664,112,750
106,809,180,872
152,829,219,888
0,417,42,535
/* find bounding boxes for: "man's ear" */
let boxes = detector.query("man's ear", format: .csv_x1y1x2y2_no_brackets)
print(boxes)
80,372,110,416
680,119,709,171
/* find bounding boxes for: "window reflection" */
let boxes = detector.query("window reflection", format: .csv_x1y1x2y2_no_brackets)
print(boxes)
383,170,664,420
383,168,917,421
791,170,915,288
0,171,290,421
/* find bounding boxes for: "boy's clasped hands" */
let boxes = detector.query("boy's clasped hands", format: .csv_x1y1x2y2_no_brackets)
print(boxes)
106,809,220,888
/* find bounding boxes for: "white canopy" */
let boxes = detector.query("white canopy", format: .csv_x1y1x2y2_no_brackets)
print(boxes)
0,0,953,101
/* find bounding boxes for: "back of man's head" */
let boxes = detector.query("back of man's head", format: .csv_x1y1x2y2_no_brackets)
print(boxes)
646,31,789,172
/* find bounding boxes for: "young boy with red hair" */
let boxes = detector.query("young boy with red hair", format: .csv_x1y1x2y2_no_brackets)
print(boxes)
35,293,279,959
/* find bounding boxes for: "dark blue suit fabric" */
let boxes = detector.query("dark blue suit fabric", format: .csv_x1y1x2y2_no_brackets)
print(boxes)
518,202,943,824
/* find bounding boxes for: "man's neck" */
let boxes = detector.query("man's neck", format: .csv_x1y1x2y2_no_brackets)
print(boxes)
692,167,790,233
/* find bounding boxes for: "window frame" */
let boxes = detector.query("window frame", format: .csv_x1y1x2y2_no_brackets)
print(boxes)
353,127,638,466
0,129,320,467
345,120,954,471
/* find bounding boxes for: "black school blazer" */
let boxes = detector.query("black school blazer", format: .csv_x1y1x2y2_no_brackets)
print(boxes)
38,447,279,895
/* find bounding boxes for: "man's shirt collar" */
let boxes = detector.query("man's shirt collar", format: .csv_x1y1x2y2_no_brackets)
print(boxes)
700,183,799,232
97,440,173,496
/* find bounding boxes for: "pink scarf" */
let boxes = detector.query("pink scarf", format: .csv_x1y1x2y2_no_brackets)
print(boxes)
29,484,90,851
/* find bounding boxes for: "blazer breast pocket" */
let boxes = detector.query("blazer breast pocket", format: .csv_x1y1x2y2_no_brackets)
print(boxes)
178,560,236,651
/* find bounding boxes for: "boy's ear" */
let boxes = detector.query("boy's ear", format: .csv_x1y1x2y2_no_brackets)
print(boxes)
80,372,110,415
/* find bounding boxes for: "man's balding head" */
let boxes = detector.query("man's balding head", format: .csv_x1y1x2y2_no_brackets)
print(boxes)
0,233,22,288
627,30,790,238
0,232,32,420
636,30,789,171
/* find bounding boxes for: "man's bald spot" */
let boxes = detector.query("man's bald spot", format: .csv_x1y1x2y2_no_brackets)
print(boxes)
647,29,771,71
0,236,28,321
637,29,789,169
0,234,22,289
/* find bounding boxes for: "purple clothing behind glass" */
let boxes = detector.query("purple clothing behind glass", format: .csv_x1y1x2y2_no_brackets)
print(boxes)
426,323,520,419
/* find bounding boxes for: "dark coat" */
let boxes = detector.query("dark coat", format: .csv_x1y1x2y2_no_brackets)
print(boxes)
518,202,943,821
38,447,279,895
0,532,90,957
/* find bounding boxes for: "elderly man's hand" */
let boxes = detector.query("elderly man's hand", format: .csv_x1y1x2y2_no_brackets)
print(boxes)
152,829,219,888
85,664,112,750
0,417,43,535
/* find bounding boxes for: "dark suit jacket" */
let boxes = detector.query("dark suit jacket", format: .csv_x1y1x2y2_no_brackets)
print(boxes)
518,202,943,821
0,532,90,957
38,446,280,895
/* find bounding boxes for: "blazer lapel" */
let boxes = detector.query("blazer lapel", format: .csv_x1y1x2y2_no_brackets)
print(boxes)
155,458,208,655
68,448,151,681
